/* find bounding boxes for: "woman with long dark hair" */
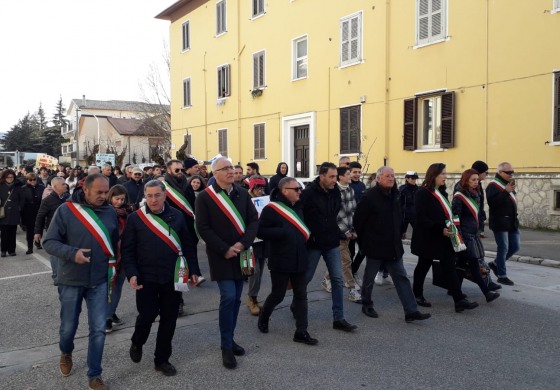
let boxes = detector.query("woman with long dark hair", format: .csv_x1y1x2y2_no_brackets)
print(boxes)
0,169,23,256
410,163,479,312
20,173,45,254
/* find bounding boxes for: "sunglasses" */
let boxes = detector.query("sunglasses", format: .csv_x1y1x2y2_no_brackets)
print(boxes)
174,168,184,173
502,170,514,175
133,173,143,176
285,187,303,192
28,179,37,182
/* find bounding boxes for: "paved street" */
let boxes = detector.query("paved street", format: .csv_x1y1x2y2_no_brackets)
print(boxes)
1,230,559,390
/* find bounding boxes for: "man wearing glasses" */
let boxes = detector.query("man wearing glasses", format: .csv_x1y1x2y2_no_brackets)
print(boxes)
486,162,520,286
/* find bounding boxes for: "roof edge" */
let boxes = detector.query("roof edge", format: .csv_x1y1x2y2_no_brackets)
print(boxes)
155,0,191,20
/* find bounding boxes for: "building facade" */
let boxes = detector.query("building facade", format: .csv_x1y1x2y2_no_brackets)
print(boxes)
157,0,560,228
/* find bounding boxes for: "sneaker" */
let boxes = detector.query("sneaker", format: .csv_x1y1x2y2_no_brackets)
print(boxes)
488,261,498,277
88,377,108,390
344,281,360,290
497,277,514,286
111,314,124,327
194,275,206,286
105,319,113,333
347,288,362,304
155,361,177,376
353,273,363,288
382,275,394,285
247,296,261,316
59,353,72,377
321,277,332,293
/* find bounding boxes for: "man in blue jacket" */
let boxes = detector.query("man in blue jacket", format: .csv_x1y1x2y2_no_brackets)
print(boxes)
43,174,118,390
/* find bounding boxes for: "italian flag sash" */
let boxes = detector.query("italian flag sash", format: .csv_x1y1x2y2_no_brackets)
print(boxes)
163,180,200,239
453,192,479,223
489,178,517,204
205,185,255,275
267,202,310,241
431,189,466,252
137,206,189,292
66,202,117,302
243,177,250,187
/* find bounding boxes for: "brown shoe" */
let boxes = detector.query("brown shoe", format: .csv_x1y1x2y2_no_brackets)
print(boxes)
88,377,109,390
247,296,260,316
59,353,72,377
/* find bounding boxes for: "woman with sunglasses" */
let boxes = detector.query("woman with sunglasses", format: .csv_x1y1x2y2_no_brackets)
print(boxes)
21,173,45,254
0,169,23,257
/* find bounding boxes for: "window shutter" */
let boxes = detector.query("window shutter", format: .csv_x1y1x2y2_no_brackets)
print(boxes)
225,64,230,96
440,91,455,148
418,0,430,42
258,53,264,88
350,16,359,61
431,0,443,39
341,20,349,63
554,72,560,142
403,98,417,150
253,55,258,89
340,108,350,153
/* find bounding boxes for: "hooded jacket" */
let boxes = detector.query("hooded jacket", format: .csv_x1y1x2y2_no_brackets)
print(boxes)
269,162,289,193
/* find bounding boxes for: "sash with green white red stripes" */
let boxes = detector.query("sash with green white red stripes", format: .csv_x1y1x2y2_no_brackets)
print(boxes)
489,178,517,204
205,185,255,275
66,202,117,302
163,180,200,239
453,192,480,223
137,206,190,292
431,189,466,252
266,202,310,241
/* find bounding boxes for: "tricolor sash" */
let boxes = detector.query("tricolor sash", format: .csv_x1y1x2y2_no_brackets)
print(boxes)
66,202,117,302
137,206,190,292
453,192,480,223
243,178,250,187
489,178,517,204
163,180,200,239
267,202,310,241
431,189,466,252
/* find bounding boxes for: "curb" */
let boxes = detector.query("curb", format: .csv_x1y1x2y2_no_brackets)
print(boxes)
402,239,560,269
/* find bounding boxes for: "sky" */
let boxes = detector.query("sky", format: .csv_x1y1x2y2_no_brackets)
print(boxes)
0,0,174,132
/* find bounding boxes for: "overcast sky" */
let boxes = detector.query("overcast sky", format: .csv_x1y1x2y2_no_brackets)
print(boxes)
0,0,173,132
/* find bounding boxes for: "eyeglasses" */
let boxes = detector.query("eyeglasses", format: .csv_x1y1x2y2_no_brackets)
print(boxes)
215,165,235,172
145,193,164,199
173,168,184,173
285,187,303,192
133,173,143,176
502,170,514,175
28,179,37,182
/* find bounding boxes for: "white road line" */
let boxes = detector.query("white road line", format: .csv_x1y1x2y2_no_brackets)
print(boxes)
0,271,52,281
15,240,52,269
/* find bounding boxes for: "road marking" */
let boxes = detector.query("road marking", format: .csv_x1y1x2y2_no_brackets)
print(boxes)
16,240,52,269
0,271,52,281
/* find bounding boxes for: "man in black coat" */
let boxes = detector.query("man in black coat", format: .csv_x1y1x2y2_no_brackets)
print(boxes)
101,164,118,188
123,167,145,210
195,157,258,369
354,166,430,323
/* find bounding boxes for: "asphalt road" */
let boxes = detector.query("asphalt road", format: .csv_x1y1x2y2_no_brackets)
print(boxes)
1,231,559,390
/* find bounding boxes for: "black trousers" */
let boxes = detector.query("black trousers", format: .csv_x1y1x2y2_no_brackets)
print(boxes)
457,256,489,295
262,271,308,333
413,256,464,302
25,222,35,250
349,239,366,275
0,225,17,253
131,281,180,365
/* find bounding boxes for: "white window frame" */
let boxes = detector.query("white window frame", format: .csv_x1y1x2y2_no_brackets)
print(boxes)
253,123,266,160
553,0,560,14
216,0,227,36
181,20,190,52
253,50,266,90
252,0,265,18
417,95,442,149
183,77,192,108
415,0,447,47
339,11,363,68
217,64,230,98
292,35,308,80
218,128,228,157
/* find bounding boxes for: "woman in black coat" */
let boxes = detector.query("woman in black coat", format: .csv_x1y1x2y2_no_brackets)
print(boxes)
20,173,45,254
268,162,289,193
410,163,478,312
0,169,23,256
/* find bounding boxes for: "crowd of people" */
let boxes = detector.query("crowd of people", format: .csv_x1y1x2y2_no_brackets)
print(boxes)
0,156,520,389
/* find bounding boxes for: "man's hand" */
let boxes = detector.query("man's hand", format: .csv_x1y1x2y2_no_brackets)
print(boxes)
190,275,199,285
74,249,91,264
232,242,244,252
129,276,143,290
505,182,516,193
225,247,238,259
34,234,41,242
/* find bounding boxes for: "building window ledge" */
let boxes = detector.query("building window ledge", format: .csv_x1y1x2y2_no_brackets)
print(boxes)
413,37,450,50
413,148,445,153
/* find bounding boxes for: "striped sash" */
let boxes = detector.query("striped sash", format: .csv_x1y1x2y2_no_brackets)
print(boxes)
453,192,480,223
163,181,194,217
267,202,310,241
489,179,517,203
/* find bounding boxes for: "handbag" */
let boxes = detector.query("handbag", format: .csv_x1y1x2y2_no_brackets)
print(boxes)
0,191,12,220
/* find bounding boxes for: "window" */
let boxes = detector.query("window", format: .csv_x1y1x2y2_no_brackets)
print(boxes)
254,123,265,159
183,78,192,107
217,65,230,98
252,0,264,17
182,21,190,51
218,129,228,156
403,91,455,150
216,0,227,35
340,12,362,67
554,0,560,12
554,72,560,142
253,51,265,89
555,190,560,210
184,134,192,155
340,105,361,154
416,0,447,45
292,36,308,80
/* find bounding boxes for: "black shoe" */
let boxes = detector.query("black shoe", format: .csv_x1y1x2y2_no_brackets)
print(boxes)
488,261,498,277
105,319,113,333
222,348,237,369
232,341,245,356
111,313,124,327
0,252,5,257
155,362,177,376
485,291,500,303
361,306,379,318
333,319,357,332
415,296,432,308
497,277,514,286
455,299,479,313
8,252,16,256
405,311,431,323
257,313,269,333
129,343,142,363
26,249,33,255
34,241,42,250
293,331,318,345
488,282,502,291
447,290,467,299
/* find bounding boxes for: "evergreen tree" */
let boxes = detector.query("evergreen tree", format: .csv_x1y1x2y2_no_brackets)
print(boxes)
0,113,36,151
41,97,66,157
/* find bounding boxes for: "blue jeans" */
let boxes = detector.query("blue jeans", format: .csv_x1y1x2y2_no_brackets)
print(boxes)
107,271,126,319
361,257,417,315
493,229,520,277
216,279,244,350
58,283,108,379
305,247,344,321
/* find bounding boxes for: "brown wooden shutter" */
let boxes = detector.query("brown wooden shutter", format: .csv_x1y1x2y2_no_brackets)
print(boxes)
554,72,560,142
440,91,455,148
403,98,416,150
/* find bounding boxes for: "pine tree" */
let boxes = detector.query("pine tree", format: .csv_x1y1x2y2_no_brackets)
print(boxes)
0,113,36,151
42,97,66,157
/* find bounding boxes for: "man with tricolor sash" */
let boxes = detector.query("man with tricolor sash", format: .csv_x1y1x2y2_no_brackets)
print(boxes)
257,177,318,345
43,173,118,390
121,180,198,377
486,162,520,286
195,157,259,369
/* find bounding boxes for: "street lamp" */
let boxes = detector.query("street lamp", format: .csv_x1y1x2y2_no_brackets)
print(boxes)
78,107,101,148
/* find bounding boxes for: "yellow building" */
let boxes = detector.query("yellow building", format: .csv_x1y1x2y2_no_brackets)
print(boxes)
157,0,560,228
